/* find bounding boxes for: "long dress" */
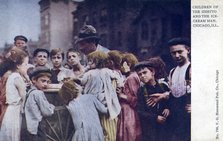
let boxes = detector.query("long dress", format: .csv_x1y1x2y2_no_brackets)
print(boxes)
0,71,11,127
0,72,26,141
67,94,107,141
116,72,142,141
82,68,121,119
81,68,121,141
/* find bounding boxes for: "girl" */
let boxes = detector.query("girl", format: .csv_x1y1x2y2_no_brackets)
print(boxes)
0,47,29,141
81,51,121,141
107,50,125,89
116,53,142,141
58,80,108,141
135,57,170,141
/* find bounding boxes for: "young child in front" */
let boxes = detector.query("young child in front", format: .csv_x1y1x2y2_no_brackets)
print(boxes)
135,57,170,141
0,47,29,141
58,80,108,141
24,66,55,141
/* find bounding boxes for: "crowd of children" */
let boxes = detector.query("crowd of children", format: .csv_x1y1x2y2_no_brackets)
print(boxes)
0,32,191,141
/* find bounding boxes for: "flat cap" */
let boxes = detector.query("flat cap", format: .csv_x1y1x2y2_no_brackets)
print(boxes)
28,66,51,79
167,37,190,47
33,48,50,57
14,35,28,42
134,61,155,71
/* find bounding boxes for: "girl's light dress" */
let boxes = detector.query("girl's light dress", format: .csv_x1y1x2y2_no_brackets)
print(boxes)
0,72,26,141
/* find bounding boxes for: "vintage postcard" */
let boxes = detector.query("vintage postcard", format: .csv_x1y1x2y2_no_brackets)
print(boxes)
191,0,223,140
0,0,222,141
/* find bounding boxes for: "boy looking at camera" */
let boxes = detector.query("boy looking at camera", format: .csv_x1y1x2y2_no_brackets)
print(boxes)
23,66,55,141
135,58,170,141
33,48,50,68
50,48,74,83
167,37,191,141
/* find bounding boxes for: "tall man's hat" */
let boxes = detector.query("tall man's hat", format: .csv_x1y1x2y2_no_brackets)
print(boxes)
75,25,100,44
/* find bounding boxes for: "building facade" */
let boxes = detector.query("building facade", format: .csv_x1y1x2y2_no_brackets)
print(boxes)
39,0,77,51
72,0,190,70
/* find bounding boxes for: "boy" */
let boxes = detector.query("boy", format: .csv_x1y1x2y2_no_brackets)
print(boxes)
14,35,28,52
66,48,86,78
167,37,191,141
24,66,55,141
135,59,170,141
33,48,50,67
50,48,74,83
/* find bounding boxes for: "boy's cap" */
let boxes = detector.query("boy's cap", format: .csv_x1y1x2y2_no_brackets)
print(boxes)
33,48,50,57
75,25,100,44
28,66,51,79
134,61,154,71
14,35,28,42
167,37,190,47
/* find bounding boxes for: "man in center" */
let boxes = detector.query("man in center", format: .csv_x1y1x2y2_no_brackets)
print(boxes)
75,25,110,55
